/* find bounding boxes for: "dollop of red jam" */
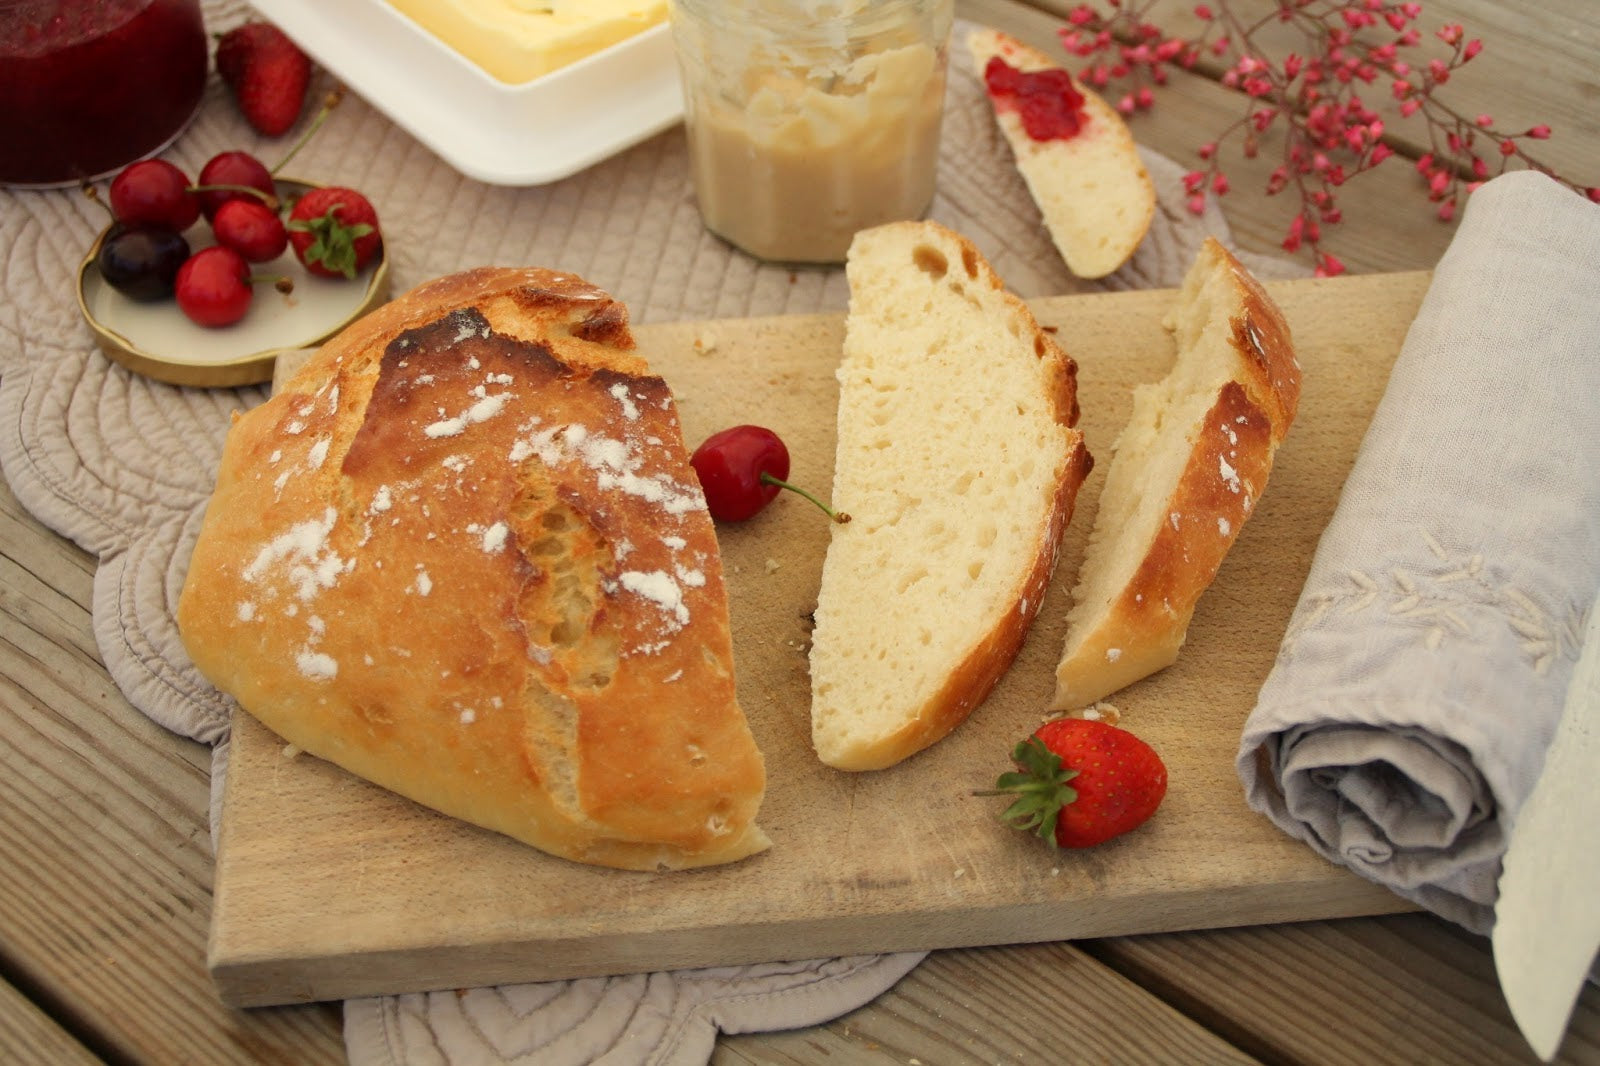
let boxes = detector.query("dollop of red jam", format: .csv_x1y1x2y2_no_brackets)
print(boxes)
983,55,1087,142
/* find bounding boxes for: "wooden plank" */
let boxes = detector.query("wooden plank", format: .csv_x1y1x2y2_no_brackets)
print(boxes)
0,479,346,1065
0,978,103,1066
714,942,1265,1065
1084,913,1600,1065
210,271,1428,1007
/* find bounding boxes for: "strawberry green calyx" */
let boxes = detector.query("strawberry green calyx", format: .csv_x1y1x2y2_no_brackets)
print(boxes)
286,206,374,279
987,737,1079,844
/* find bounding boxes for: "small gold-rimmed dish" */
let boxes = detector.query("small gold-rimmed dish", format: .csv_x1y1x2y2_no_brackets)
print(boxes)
77,177,390,389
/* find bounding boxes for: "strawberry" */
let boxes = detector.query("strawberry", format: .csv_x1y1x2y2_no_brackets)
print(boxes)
986,718,1168,848
215,21,312,137
286,187,381,279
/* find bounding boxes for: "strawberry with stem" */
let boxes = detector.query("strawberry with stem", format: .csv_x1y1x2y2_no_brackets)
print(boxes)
285,185,381,279
983,717,1168,848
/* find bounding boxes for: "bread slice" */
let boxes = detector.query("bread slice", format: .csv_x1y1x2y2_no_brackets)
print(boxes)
808,221,1093,771
1052,238,1300,709
968,27,1155,280
177,267,768,871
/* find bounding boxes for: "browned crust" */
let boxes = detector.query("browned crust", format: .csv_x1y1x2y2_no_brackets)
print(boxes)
1213,241,1301,435
178,267,767,870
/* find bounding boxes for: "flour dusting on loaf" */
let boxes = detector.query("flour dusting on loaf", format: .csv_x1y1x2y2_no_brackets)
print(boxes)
178,267,768,871
808,221,1093,771
1052,239,1300,709
968,27,1155,280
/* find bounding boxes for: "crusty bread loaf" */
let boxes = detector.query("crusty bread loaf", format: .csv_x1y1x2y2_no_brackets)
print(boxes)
968,27,1155,280
808,221,1093,771
1052,238,1300,709
177,267,768,871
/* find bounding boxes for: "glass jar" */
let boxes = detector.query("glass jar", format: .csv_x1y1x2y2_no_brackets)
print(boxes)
668,0,954,264
0,0,208,187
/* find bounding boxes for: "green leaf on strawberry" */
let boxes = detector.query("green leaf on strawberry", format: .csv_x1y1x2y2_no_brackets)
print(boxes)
992,736,1081,842
286,186,382,280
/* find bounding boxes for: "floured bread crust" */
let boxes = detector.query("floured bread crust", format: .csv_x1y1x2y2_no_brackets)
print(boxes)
968,27,1155,280
177,267,768,870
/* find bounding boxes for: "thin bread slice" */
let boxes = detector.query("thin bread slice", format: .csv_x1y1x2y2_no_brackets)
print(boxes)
1053,238,1300,709
809,221,1093,771
968,26,1155,280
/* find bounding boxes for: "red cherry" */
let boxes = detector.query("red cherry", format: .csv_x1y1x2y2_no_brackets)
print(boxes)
691,425,790,521
212,199,288,262
195,150,276,220
174,246,254,327
690,425,850,523
108,159,200,230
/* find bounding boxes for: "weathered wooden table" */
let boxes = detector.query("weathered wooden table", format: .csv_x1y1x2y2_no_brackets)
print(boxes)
3,0,1597,1062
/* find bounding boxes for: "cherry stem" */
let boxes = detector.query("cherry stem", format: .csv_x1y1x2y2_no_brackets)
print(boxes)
272,87,344,176
760,472,851,523
190,182,280,209
79,181,116,221
251,275,296,294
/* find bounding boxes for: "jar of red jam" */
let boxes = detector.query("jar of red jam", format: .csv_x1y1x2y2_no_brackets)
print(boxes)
0,0,207,187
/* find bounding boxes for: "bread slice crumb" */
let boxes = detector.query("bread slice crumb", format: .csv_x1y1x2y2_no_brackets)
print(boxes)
809,220,1092,770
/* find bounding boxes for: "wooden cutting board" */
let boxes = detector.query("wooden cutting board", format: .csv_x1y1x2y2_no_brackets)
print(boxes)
209,270,1430,1007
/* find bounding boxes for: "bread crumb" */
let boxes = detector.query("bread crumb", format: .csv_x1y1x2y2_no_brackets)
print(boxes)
1080,701,1122,725
764,558,781,573
282,744,302,759
693,330,719,354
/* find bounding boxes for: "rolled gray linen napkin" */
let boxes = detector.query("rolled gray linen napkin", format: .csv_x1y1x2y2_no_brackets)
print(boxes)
1236,170,1600,934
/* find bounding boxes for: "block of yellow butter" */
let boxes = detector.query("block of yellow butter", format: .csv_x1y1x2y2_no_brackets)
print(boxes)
390,0,668,84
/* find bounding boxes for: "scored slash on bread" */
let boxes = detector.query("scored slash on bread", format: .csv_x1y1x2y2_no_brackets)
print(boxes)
1052,238,1301,710
177,267,768,871
808,221,1094,771
968,27,1156,280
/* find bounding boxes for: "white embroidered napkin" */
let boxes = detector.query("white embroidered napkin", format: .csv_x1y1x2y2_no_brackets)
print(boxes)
1236,170,1600,934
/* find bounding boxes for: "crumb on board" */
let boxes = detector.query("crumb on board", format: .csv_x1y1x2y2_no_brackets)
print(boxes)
282,744,302,759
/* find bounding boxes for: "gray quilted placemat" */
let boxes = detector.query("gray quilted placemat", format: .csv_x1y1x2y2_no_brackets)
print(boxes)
0,6,1294,1063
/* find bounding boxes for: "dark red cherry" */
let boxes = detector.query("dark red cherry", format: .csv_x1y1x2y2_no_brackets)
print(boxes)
212,198,288,262
96,223,191,302
174,246,254,327
195,150,276,220
690,425,848,523
108,159,200,230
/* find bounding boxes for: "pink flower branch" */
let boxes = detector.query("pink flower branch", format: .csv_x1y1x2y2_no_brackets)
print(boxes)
1057,0,1597,274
